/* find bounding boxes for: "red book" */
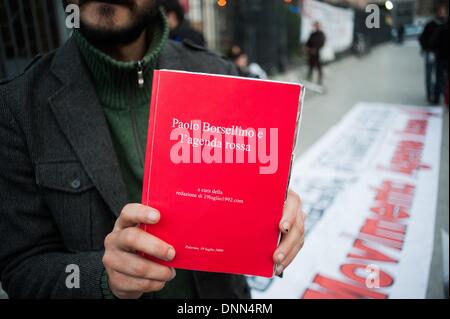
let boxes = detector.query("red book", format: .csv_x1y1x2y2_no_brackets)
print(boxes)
141,70,303,277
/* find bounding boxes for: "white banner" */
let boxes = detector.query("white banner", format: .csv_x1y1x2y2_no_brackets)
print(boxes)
301,0,355,62
249,103,444,299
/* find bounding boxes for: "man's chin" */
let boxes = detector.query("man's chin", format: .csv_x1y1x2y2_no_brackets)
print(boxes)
78,8,157,46
74,0,161,46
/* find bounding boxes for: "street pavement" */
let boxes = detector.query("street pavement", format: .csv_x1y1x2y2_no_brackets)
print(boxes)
274,39,449,299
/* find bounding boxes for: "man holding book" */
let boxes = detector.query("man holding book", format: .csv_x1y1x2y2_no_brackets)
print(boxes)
0,0,305,299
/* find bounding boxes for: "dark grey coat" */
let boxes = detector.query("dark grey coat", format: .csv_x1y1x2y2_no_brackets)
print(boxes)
0,37,251,299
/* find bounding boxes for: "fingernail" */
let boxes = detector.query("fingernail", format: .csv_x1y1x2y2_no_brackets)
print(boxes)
276,264,284,276
171,268,177,279
166,247,176,261
277,253,285,264
147,210,159,222
282,221,290,232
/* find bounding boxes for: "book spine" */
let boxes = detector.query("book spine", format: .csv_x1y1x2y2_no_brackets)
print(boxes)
275,86,304,277
140,70,161,234
284,85,305,202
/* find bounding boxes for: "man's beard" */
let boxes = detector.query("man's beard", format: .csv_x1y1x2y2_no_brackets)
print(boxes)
65,0,162,46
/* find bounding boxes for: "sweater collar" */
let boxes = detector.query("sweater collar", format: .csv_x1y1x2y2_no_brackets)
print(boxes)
73,9,169,110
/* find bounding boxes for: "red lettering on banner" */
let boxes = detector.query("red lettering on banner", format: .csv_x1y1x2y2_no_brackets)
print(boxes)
302,180,416,299
302,274,388,299
381,141,431,176
357,232,404,250
402,119,428,136
370,181,414,220
341,263,394,287
360,218,406,247
347,239,398,263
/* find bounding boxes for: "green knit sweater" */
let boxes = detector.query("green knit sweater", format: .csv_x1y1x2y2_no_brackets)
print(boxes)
74,10,197,299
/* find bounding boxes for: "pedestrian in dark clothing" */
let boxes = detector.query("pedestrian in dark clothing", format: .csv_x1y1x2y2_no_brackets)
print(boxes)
397,24,405,44
432,24,449,105
306,21,326,85
429,4,449,105
163,0,206,47
419,18,440,102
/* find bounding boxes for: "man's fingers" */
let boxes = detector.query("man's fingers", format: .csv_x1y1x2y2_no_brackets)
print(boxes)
276,232,304,275
117,227,176,262
275,190,305,274
279,211,305,272
114,203,160,231
103,250,176,282
273,221,304,274
108,270,166,296
279,190,302,234
274,223,302,262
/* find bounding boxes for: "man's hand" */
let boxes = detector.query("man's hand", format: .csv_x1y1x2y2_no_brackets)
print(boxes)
102,204,176,299
273,190,305,276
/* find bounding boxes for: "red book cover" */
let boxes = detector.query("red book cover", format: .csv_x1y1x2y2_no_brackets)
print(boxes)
140,70,303,277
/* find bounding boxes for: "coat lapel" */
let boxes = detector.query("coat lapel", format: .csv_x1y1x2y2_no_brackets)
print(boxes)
48,38,128,217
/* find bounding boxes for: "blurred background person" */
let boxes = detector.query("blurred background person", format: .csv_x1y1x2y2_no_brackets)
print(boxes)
305,21,326,86
420,10,441,103
420,3,449,104
397,24,405,44
228,44,268,79
429,3,449,106
162,0,206,47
